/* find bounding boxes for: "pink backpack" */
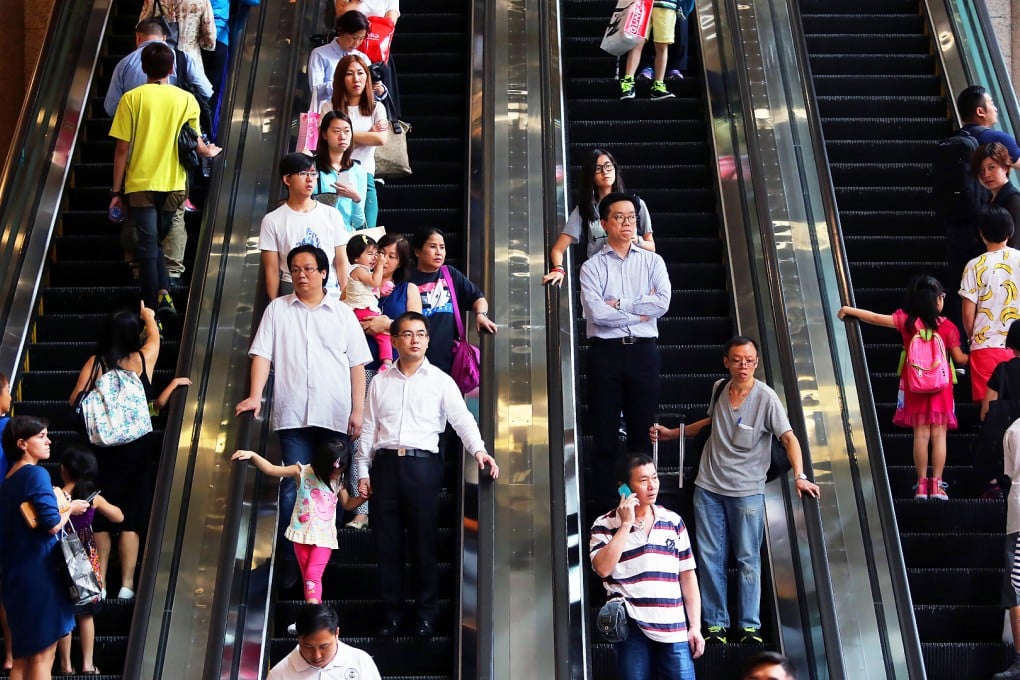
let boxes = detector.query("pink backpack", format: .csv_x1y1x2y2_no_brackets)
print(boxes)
900,320,953,394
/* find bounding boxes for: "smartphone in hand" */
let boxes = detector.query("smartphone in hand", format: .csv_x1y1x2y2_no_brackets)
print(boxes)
617,483,632,498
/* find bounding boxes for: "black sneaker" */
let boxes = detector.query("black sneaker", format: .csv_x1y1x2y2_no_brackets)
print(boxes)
156,292,178,319
619,76,636,100
739,627,764,643
704,625,727,644
650,80,675,100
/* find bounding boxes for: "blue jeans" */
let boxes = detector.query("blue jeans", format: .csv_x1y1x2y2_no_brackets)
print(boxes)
693,486,765,630
616,619,696,680
275,427,349,555
132,203,171,309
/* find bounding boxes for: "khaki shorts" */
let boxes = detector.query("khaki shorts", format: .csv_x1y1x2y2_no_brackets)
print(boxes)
126,190,186,212
643,7,677,44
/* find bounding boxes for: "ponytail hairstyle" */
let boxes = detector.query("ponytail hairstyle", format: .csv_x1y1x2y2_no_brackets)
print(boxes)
345,232,377,265
904,275,944,332
61,445,99,501
311,439,350,489
576,148,626,224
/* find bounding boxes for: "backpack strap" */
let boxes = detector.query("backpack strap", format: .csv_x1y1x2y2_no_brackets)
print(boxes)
174,49,187,86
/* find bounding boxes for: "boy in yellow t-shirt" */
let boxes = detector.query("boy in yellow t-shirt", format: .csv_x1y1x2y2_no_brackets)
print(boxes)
109,42,221,323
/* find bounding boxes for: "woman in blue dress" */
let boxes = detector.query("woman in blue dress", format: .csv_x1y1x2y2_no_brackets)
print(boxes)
0,416,89,679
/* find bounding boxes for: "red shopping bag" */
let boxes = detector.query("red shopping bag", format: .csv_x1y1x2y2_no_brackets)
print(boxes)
296,112,321,155
362,16,395,64
600,0,652,57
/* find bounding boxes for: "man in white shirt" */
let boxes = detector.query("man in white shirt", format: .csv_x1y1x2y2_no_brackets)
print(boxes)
236,244,371,575
268,603,381,680
356,311,498,637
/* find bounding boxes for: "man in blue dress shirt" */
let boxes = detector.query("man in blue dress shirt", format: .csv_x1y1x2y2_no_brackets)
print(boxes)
579,191,671,510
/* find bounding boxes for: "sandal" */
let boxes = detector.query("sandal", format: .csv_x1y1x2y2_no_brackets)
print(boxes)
81,668,101,675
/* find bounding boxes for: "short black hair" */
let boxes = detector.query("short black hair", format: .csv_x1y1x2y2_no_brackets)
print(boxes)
391,311,429,337
743,650,797,679
286,244,330,287
615,452,655,486
1007,320,1020,352
336,8,369,35
598,192,640,221
725,335,760,356
278,151,316,179
140,42,174,79
2,415,48,465
346,232,377,265
135,18,166,38
978,205,1015,244
294,603,340,637
958,85,990,121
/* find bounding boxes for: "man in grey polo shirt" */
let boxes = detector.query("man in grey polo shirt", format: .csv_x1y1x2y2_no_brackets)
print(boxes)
652,336,819,645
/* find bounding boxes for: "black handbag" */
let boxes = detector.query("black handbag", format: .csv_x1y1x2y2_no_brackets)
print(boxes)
597,597,629,643
178,124,201,172
59,525,102,607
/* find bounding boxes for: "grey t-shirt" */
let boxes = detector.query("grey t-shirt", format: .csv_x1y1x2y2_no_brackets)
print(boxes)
695,379,792,498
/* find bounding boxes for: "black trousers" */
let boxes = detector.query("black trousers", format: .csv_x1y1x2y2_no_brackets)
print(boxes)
586,341,660,510
370,451,443,622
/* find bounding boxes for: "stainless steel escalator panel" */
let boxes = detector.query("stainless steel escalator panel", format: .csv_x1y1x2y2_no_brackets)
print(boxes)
0,0,113,383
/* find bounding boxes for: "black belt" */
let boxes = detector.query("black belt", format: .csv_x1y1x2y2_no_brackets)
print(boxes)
377,447,437,459
589,336,656,345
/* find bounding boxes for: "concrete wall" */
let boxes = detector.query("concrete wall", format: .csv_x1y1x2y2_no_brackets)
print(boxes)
984,0,1017,92
0,0,56,165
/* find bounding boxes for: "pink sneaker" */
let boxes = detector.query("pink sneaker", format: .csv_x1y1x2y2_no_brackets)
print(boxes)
914,477,929,500
930,478,948,501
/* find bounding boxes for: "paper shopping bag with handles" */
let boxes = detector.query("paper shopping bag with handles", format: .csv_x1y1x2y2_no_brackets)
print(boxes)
600,0,652,57
296,112,321,155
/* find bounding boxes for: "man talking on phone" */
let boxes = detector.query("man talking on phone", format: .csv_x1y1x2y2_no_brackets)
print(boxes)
590,453,704,679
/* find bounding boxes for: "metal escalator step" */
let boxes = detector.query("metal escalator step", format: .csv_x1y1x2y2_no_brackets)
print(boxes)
908,568,1004,606
817,95,945,118
568,140,710,165
569,119,706,144
821,117,947,140
49,261,135,286
26,341,179,371
275,595,455,636
900,533,1003,568
805,33,931,54
896,500,1004,532
397,13,467,33
916,605,1007,643
838,210,935,234
800,0,918,11
921,642,1011,680
880,433,982,469
41,286,188,314
847,261,947,288
808,54,936,76
886,465,982,498
830,162,931,185
567,98,704,119
394,32,467,53
824,139,937,163
53,234,124,260
813,74,940,97
844,235,944,261
800,14,924,35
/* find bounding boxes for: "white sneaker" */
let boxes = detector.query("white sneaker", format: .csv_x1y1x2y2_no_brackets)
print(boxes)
287,622,297,635
117,586,135,600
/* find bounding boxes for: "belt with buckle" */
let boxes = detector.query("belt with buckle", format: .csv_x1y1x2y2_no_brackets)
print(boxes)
590,336,656,345
378,447,436,459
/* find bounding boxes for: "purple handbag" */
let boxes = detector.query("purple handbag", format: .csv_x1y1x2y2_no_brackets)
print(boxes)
440,266,481,394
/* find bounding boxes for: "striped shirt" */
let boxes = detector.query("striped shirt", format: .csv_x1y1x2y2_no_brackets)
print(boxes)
589,505,696,643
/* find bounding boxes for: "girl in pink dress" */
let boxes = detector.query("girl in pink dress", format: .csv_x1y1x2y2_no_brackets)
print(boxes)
839,275,969,500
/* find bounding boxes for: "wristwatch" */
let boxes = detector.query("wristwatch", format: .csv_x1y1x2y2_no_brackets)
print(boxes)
795,473,809,481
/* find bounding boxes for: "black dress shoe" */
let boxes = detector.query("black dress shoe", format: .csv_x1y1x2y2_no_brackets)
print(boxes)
414,618,434,637
379,618,402,637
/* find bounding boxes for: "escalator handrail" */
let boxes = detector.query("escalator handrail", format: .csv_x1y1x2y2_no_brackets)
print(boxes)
782,0,928,675
0,0,113,384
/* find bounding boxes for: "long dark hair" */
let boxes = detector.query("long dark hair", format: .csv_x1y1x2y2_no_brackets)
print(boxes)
2,415,48,465
315,110,355,173
329,54,375,116
311,439,349,489
61,445,99,501
96,308,143,369
577,148,627,224
411,227,445,269
377,233,412,283
904,275,944,331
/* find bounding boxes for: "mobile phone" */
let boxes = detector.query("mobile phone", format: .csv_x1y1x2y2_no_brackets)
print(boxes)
84,489,101,504
618,483,632,498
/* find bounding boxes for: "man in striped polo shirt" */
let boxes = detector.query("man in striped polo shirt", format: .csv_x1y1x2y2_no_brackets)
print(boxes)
590,453,705,678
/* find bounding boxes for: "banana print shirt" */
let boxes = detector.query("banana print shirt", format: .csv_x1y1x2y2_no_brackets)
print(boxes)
959,247,1020,350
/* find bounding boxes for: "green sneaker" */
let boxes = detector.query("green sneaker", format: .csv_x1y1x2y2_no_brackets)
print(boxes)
739,627,764,643
704,625,727,644
650,80,675,100
619,75,636,100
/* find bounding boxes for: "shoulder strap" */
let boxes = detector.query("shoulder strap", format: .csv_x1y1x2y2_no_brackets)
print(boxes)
708,379,728,413
139,351,148,377
174,49,186,85
440,266,465,340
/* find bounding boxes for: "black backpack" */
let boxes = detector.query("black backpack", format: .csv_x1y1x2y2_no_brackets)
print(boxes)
174,50,213,138
933,125,990,225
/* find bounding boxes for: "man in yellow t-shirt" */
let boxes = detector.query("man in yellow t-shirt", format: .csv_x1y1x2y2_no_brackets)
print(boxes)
109,42,221,322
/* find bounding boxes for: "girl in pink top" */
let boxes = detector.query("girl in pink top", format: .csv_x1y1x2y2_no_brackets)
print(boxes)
839,275,969,500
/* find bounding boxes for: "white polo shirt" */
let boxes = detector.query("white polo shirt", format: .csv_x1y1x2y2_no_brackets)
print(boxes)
249,293,372,432
267,640,382,679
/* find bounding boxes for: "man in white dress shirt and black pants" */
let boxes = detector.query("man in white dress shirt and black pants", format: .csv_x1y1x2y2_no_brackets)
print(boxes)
356,311,499,638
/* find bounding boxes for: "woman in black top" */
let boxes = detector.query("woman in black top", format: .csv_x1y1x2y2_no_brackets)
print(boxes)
973,142,1020,246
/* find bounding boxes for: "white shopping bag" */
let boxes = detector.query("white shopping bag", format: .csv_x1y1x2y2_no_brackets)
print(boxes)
600,0,653,57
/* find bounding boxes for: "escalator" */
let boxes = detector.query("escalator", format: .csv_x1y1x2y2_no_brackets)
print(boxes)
265,0,472,675
562,2,769,676
9,0,190,676
796,0,1009,676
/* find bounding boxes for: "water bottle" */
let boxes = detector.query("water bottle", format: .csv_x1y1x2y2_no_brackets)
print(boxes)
108,203,125,223
200,135,212,178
